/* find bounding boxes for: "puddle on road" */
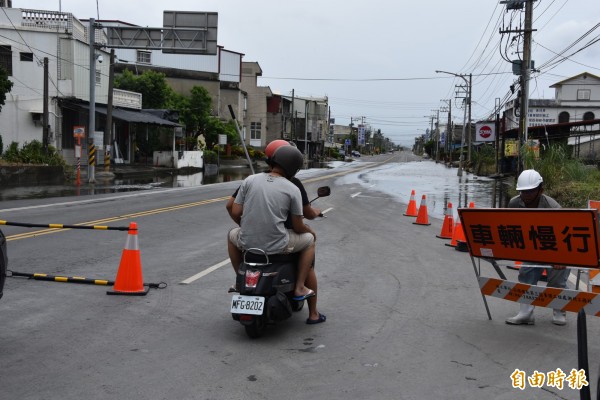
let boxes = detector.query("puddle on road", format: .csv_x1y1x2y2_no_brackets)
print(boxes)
338,161,512,220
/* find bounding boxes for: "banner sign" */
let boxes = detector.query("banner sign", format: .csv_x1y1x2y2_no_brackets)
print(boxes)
505,139,518,156
458,208,600,268
358,125,365,146
475,121,495,142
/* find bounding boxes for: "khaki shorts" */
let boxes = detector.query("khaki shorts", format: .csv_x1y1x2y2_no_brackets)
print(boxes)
228,227,314,254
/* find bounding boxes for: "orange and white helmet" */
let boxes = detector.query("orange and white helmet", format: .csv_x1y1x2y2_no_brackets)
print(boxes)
264,140,291,165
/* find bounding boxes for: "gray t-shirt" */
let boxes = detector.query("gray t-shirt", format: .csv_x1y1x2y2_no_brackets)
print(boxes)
234,173,303,254
507,193,561,209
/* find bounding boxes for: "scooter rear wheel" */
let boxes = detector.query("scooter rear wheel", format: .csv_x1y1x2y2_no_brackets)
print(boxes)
244,316,266,338
291,299,304,312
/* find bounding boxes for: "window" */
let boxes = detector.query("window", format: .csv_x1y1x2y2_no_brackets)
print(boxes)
583,112,595,121
0,45,12,75
558,111,570,124
20,52,33,62
250,122,261,140
136,50,151,64
95,70,101,85
577,89,591,101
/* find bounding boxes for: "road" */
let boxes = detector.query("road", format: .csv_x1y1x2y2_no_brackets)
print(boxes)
0,151,596,400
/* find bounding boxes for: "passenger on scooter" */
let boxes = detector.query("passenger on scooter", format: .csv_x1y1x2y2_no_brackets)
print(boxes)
226,140,326,324
227,145,316,303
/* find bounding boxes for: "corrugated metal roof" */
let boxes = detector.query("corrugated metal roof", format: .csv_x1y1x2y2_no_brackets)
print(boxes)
79,104,181,127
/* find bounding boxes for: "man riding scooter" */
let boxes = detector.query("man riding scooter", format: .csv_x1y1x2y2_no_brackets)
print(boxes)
227,145,316,305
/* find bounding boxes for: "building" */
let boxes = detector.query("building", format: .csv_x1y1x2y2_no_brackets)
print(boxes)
502,72,600,162
0,7,182,167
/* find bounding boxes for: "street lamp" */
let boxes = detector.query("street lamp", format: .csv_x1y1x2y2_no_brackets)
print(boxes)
435,70,470,177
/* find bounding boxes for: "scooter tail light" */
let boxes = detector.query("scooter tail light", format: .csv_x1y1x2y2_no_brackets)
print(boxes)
245,270,260,288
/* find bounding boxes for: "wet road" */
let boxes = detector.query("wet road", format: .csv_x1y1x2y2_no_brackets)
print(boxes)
0,152,513,219
0,151,594,400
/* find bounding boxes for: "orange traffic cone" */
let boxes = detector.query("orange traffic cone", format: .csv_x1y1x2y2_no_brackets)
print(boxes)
403,190,418,217
413,195,431,226
507,260,522,270
436,202,454,239
469,201,475,208
107,222,149,296
446,220,466,247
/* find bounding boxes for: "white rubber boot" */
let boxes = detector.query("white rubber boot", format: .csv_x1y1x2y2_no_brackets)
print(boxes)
552,309,567,326
506,304,535,325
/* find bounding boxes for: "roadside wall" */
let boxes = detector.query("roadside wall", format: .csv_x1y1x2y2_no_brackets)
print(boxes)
0,166,65,186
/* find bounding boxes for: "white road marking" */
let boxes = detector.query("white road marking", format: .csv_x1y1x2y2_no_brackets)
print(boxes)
181,259,230,284
351,192,361,198
321,207,333,214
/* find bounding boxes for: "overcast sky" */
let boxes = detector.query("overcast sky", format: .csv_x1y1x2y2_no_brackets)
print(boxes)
14,0,600,146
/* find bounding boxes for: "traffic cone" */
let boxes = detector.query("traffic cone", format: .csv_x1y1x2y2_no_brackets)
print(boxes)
469,201,475,208
436,202,454,239
507,260,522,270
446,220,466,247
413,195,431,226
107,222,149,296
403,190,418,217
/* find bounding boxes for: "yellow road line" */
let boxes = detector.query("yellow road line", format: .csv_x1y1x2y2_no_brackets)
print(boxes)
6,156,398,242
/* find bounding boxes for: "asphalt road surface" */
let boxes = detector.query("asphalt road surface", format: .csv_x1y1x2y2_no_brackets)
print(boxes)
0,152,597,400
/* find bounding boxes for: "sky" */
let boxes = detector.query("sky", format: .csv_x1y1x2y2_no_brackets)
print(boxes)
13,0,600,147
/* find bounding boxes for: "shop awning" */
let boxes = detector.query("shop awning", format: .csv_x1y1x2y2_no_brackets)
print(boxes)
78,104,181,127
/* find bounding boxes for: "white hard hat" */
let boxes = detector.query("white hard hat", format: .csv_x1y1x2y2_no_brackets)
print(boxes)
516,169,543,191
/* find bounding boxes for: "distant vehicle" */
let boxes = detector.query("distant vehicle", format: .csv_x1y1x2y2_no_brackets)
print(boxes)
351,151,361,157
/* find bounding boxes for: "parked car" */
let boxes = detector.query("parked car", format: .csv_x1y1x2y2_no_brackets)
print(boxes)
0,228,6,300
351,150,361,157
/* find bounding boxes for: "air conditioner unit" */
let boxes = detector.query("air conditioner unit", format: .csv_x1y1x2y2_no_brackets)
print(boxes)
31,113,42,127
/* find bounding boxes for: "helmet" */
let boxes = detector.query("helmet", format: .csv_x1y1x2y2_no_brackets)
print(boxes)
271,146,304,178
265,140,290,159
516,169,543,191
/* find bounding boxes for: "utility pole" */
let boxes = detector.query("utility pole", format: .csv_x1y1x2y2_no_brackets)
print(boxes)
104,49,115,173
467,73,472,165
441,99,451,163
291,89,295,141
519,0,534,173
430,110,440,162
495,97,501,174
42,57,49,153
88,18,96,183
501,0,536,173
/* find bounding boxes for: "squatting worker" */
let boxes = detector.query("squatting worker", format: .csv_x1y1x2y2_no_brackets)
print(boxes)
505,169,570,326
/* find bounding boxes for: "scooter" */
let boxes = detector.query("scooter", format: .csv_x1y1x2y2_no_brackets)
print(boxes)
229,186,330,338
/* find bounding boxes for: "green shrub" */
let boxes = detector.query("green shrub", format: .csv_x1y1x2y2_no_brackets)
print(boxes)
203,149,217,164
0,140,66,166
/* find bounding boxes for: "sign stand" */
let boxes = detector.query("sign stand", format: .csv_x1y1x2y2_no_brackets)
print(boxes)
458,208,600,319
73,126,85,186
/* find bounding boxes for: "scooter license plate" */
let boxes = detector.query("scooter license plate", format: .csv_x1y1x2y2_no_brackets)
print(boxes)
230,295,265,315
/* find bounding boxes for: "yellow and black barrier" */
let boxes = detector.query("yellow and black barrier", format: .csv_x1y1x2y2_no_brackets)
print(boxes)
9,271,113,286
0,220,132,231
7,271,166,289
88,143,96,166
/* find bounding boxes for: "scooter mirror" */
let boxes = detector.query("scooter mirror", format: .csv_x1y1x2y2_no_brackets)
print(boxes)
317,186,331,198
